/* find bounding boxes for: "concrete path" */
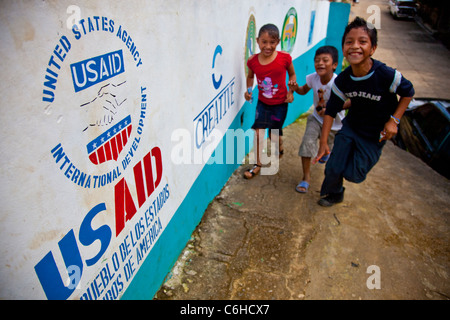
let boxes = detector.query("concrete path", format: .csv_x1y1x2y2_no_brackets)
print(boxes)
155,0,450,300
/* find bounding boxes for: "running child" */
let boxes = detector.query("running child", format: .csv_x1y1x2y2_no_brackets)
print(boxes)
288,45,348,193
244,23,296,179
314,17,414,206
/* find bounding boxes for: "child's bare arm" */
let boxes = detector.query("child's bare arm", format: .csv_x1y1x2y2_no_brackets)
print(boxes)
380,96,412,141
285,63,296,103
287,62,296,83
245,68,255,101
288,80,310,95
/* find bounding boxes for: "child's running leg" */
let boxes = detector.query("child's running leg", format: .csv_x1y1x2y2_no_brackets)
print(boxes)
343,134,384,184
244,128,264,179
297,115,320,193
319,127,354,196
319,125,385,206
296,157,311,193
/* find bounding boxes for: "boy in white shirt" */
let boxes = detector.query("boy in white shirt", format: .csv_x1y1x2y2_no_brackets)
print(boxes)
289,46,348,193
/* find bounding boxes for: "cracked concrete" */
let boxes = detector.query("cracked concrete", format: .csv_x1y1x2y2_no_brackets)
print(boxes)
154,0,450,300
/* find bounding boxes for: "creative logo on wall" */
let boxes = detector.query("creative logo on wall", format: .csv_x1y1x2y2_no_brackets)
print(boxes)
244,14,256,77
193,45,236,150
37,15,170,300
281,7,298,53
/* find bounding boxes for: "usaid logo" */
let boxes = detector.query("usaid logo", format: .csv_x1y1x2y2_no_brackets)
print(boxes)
43,16,148,189
35,14,171,301
71,49,125,93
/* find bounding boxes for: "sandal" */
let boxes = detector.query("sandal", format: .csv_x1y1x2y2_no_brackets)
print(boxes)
295,181,309,193
244,164,261,179
318,154,329,164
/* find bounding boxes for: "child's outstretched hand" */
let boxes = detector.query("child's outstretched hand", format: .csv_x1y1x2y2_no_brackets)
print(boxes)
313,142,330,164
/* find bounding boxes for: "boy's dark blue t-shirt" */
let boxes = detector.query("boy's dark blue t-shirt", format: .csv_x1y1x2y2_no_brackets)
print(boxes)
325,59,415,141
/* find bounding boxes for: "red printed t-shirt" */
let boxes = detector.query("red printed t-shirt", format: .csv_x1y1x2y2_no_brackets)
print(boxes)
247,51,292,105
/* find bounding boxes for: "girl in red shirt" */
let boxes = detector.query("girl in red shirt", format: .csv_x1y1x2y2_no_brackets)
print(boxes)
244,23,296,179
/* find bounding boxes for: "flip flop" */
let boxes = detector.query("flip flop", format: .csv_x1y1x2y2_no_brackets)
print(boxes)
244,164,261,179
295,181,309,193
318,154,330,164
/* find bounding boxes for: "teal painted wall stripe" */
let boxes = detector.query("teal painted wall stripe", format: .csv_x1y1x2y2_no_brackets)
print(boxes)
122,6,349,299
326,2,351,73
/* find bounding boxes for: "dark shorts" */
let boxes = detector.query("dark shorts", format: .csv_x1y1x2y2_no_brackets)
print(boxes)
251,100,288,135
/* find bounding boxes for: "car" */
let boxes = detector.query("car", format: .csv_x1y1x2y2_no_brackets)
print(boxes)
394,98,450,179
388,0,418,19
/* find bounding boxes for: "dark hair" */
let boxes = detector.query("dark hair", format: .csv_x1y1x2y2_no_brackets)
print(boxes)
342,16,377,47
258,23,280,40
315,46,339,64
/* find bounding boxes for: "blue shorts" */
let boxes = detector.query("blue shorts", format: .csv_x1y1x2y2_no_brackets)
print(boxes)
251,100,288,135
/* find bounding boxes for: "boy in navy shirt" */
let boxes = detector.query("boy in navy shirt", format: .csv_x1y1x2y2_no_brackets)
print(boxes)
314,17,415,206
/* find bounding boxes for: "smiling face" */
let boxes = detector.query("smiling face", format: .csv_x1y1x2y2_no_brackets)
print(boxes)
314,53,337,78
343,27,377,67
257,31,280,58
